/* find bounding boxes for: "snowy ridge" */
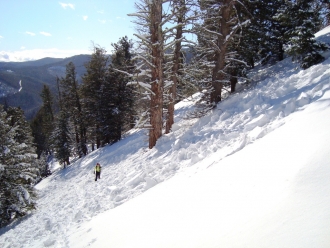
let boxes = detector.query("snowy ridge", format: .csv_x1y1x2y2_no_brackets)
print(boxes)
1,31,330,247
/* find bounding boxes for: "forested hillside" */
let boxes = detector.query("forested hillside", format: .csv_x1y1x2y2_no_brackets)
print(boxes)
1,0,330,233
1,25,330,248
0,55,91,119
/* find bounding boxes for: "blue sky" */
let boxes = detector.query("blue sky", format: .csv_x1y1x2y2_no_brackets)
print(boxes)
0,0,137,62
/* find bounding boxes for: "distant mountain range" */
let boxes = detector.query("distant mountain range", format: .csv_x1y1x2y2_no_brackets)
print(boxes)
0,49,194,120
0,55,91,120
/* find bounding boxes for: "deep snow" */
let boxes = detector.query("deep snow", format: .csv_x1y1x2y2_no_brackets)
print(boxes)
1,27,330,248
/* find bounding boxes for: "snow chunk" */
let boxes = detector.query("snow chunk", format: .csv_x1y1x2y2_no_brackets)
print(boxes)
43,237,56,247
244,114,269,131
296,92,310,107
125,172,145,188
144,177,158,191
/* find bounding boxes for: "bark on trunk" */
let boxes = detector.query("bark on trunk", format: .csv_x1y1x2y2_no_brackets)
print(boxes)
96,124,100,149
80,126,87,155
278,41,284,61
230,76,237,93
165,0,184,134
210,0,231,105
149,0,163,149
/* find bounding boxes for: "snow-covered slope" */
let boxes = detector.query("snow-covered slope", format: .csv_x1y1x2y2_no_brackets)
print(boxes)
71,93,330,248
1,27,330,248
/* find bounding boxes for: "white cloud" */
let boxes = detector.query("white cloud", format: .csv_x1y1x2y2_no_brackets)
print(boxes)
83,15,88,21
97,10,104,14
0,35,3,39
59,2,75,10
98,19,106,24
40,31,52,37
25,31,36,36
20,46,26,50
0,48,91,62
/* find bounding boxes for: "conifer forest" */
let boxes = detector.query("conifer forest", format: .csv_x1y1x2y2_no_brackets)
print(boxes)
1,0,330,228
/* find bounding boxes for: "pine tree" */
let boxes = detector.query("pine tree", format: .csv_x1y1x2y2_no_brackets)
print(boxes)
30,111,45,159
105,36,136,144
318,0,330,26
128,0,165,149
59,62,87,156
165,0,194,134
276,0,328,69
51,109,72,167
81,46,109,150
30,85,56,159
195,0,250,105
326,2,330,25
0,106,40,228
39,85,55,154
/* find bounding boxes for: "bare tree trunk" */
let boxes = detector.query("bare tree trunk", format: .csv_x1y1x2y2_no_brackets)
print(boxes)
210,0,233,105
211,50,225,104
74,125,81,157
96,124,101,149
278,40,284,61
230,76,237,93
165,0,184,134
327,3,330,26
149,0,163,149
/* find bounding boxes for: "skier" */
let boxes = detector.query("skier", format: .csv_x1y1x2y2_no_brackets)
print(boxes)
94,163,101,181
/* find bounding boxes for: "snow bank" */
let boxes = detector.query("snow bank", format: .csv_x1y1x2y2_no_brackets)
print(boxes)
69,91,330,247
1,29,330,248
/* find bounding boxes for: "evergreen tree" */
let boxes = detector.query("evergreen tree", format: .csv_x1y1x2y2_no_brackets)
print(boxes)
30,109,47,159
105,36,136,144
318,0,330,26
275,0,328,69
0,106,39,228
195,0,250,105
51,110,72,167
129,0,166,149
129,0,198,146
326,1,330,26
81,46,109,150
30,85,56,159
39,85,55,154
165,0,195,134
59,62,87,156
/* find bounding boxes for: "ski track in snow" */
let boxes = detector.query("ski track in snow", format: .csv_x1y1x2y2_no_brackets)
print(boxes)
1,49,330,247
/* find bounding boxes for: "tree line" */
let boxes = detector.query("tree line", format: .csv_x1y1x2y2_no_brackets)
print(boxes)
0,105,45,227
0,37,136,228
1,0,329,228
30,0,330,179
31,37,136,166
128,0,329,149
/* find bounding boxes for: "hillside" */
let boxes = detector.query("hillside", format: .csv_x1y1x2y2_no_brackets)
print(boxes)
0,54,91,119
0,28,330,247
0,48,193,120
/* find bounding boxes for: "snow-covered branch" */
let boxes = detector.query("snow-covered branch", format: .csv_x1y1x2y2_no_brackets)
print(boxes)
127,80,155,96
112,68,134,77
133,54,156,69
134,33,152,45
201,27,223,37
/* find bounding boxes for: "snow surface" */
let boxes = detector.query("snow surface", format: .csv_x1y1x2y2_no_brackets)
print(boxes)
1,27,330,248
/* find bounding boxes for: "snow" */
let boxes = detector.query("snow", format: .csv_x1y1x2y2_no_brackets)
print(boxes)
1,29,330,248
18,80,22,92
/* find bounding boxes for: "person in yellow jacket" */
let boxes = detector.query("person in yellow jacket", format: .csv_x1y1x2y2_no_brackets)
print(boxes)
94,163,101,181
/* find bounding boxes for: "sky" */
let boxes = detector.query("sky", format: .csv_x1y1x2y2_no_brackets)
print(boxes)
0,0,138,62
0,26,329,248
